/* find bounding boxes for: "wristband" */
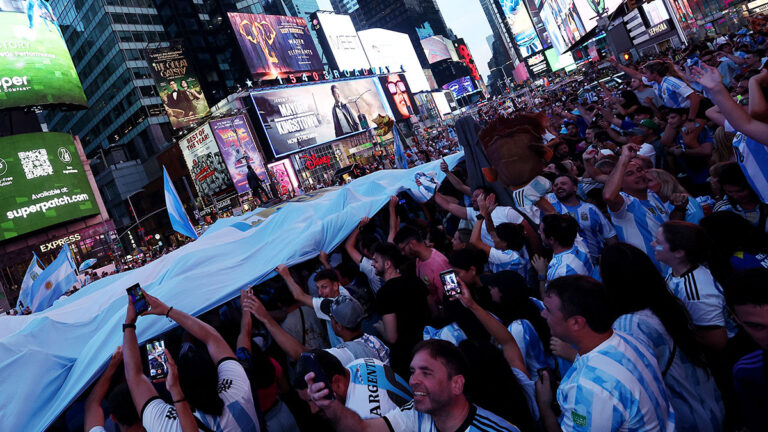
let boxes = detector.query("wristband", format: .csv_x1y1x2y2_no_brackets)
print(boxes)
122,323,136,332
165,307,174,319
173,397,186,404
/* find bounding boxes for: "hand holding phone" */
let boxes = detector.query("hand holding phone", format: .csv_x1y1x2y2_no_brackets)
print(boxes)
146,339,169,381
440,269,461,298
126,283,148,315
300,352,335,400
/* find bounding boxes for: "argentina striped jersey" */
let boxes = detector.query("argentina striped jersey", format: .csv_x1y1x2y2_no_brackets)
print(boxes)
547,246,594,281
732,132,768,204
547,195,617,262
608,191,669,272
383,401,520,432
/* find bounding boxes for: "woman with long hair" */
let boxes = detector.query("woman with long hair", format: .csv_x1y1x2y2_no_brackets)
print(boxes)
646,168,706,223
601,242,724,432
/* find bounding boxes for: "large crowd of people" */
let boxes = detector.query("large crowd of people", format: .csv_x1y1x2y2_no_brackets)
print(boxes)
42,28,768,432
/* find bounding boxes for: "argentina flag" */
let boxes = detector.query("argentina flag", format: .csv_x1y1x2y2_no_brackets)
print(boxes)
28,247,77,313
393,125,409,169
163,166,198,240
16,254,44,309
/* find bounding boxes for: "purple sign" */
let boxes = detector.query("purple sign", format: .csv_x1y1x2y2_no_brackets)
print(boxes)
442,77,476,98
209,115,268,194
228,12,324,79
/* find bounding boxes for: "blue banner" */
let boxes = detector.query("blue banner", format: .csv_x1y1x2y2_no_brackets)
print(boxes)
164,166,198,240
0,153,463,430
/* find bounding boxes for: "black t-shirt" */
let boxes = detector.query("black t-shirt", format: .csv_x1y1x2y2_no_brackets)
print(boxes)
376,275,430,349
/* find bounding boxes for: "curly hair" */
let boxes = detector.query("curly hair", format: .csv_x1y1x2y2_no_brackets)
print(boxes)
478,112,548,151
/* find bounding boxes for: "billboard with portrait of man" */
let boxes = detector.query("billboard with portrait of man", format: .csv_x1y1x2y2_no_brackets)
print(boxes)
378,74,420,121
0,0,87,109
145,43,210,130
251,78,393,157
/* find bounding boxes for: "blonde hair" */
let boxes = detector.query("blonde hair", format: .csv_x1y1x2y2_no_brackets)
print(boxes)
647,169,688,201
711,126,735,164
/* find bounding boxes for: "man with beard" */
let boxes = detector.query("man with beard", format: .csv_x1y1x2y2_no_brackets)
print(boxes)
371,243,429,378
305,339,521,432
547,175,616,264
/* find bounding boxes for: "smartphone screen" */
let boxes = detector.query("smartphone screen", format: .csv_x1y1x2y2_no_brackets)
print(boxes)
300,352,335,400
440,270,461,297
126,283,148,315
146,339,168,381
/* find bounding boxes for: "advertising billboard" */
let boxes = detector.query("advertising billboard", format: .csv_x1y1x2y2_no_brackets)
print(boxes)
442,77,476,98
228,13,324,79
378,74,420,121
251,78,392,157
0,133,98,241
574,0,624,35
0,3,87,109
453,39,481,82
146,42,210,130
544,48,577,72
179,123,234,198
539,0,587,54
420,36,453,64
313,12,370,71
267,159,299,197
499,0,543,57
431,91,453,119
209,115,268,195
358,29,431,93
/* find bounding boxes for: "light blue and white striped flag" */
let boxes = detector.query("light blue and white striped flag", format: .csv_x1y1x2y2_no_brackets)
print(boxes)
163,166,198,240
393,125,409,169
16,253,45,309
28,246,77,312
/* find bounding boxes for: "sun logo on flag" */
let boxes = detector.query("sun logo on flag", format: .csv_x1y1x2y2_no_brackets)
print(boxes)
45,281,53,290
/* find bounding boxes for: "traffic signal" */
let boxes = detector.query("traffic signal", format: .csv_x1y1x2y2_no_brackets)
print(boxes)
623,52,632,62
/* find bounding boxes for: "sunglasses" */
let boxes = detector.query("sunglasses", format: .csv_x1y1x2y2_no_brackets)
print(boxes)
387,80,407,95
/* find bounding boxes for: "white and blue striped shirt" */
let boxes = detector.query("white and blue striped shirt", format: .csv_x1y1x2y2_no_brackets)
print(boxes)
732,133,768,204
557,331,675,431
608,191,670,272
547,195,616,262
488,248,529,277
508,319,555,382
547,246,594,281
613,310,724,432
650,76,694,109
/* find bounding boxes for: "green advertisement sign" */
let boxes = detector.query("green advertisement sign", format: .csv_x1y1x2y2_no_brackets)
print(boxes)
0,3,87,110
0,133,99,241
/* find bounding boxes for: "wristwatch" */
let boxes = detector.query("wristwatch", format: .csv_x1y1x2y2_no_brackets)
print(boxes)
475,214,485,221
122,323,136,332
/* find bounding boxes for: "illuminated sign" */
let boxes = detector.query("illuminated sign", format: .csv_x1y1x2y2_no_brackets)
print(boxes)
299,153,332,170
41,234,82,252
453,39,481,82
647,20,670,37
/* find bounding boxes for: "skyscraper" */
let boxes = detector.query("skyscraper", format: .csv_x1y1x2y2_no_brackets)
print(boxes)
479,0,518,64
355,0,451,68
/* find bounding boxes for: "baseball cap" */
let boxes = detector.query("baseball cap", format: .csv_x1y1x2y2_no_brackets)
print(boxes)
639,119,660,130
320,295,364,328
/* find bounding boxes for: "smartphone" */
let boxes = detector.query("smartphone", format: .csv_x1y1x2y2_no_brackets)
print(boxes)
126,283,148,315
299,352,335,400
145,339,169,381
440,269,461,298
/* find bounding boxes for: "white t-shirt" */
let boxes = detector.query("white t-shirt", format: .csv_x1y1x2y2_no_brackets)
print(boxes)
360,257,383,293
311,286,351,321
384,402,521,432
141,359,260,431
465,206,524,247
325,333,391,366
665,266,737,337
345,358,412,419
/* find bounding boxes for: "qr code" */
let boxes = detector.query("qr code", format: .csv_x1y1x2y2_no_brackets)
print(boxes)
18,149,53,180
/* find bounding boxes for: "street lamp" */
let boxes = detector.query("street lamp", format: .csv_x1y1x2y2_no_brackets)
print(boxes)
126,188,146,249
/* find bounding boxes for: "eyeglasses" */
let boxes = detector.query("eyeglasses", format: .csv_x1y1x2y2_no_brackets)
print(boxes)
387,80,407,95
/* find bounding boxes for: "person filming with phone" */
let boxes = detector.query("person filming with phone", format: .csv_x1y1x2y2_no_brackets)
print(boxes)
122,286,260,431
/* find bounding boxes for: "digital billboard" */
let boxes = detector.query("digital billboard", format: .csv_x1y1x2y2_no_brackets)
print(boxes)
539,0,587,54
228,13,324,79
0,3,87,109
574,0,624,35
442,77,476,98
499,0,543,57
378,74,420,121
313,12,370,71
544,48,577,72
453,39,481,82
179,124,234,198
267,159,299,197
146,42,210,130
209,115,268,195
420,36,453,64
358,29,431,93
0,133,98,241
252,78,392,157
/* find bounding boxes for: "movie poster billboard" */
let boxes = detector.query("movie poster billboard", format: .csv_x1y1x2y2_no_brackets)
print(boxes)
209,115,268,195
267,159,299,197
0,132,98,241
146,43,210,130
0,2,87,109
179,124,233,198
251,78,392,157
228,12,324,79
378,74,420,121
